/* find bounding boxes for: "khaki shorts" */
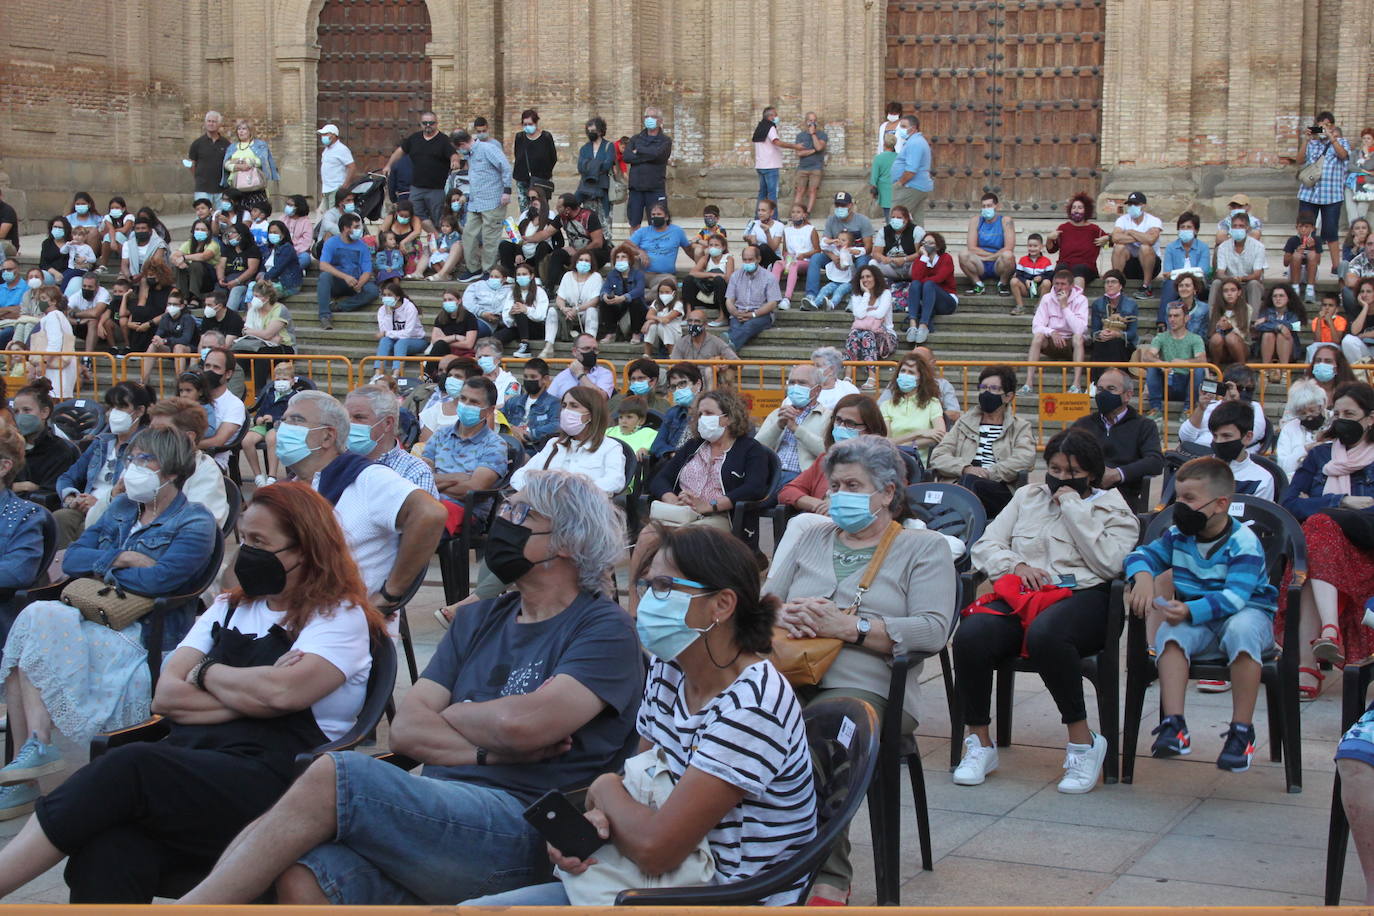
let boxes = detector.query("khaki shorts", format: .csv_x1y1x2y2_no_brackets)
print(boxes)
795,170,823,193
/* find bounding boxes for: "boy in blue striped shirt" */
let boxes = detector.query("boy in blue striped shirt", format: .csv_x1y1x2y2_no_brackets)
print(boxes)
1124,457,1277,771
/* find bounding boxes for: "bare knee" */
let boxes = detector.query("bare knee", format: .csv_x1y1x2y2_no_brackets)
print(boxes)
275,863,329,905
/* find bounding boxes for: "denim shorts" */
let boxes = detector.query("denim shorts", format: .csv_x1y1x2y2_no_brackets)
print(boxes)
1155,607,1274,665
1336,703,1374,768
296,751,551,905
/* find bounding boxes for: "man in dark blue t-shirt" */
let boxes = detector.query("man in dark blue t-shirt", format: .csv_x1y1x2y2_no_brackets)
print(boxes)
316,212,378,328
179,470,644,907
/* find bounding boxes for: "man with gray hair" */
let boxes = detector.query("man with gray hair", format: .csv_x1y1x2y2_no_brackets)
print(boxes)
622,105,672,231
812,346,860,411
186,111,229,207
181,469,643,907
266,390,446,611
344,385,438,498
757,363,829,487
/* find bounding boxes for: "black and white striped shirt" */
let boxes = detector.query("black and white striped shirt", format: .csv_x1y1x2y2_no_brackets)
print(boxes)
638,658,816,905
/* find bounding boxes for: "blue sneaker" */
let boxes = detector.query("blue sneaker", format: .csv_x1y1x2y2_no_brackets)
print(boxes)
0,735,64,785
0,783,39,821
1217,722,1256,772
1150,714,1191,758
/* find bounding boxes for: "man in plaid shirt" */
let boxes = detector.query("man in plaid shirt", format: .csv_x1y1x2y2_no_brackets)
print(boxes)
1298,111,1351,272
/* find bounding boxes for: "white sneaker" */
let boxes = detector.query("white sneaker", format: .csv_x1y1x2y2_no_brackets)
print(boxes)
538,341,555,358
777,299,790,310
912,326,930,344
1057,733,1107,794
1305,284,1316,302
253,474,276,487
512,343,530,358
952,735,999,786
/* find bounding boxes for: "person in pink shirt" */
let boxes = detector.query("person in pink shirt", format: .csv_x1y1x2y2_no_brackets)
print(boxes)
1023,267,1089,393
751,107,804,208
281,194,315,272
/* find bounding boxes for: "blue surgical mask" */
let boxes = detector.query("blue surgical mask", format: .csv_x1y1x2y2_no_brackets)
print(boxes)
445,377,464,398
786,384,812,407
284,205,296,216
267,232,282,245
343,202,357,214
1313,362,1337,382
74,204,90,215
743,261,758,273
443,299,459,314
486,276,503,291
832,425,859,442
193,229,209,242
523,124,536,135
643,117,658,130
346,420,379,455
630,379,652,395
1127,205,1143,219
708,246,723,257
51,227,65,240
895,127,909,141
673,386,694,407
888,218,905,231
350,229,364,241
473,132,488,142
1,271,13,284
834,207,849,220
576,260,591,273
451,201,463,212
108,209,124,220
478,355,497,374
980,207,996,221
382,296,397,309
615,260,630,272
828,489,876,533
515,274,532,287
636,585,714,661
457,403,483,427
896,372,918,392
274,423,321,467
1229,227,1248,243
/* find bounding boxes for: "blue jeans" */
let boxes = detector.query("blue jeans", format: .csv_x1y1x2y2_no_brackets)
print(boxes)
465,882,571,906
297,752,550,905
376,336,430,373
1156,607,1274,666
317,273,379,319
297,250,312,272
757,168,780,204
806,253,870,297
816,280,851,309
1145,366,1206,411
728,310,774,351
908,281,958,328
225,284,250,313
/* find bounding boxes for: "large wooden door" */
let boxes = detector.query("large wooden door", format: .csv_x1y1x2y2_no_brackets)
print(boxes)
317,0,434,172
885,0,1104,213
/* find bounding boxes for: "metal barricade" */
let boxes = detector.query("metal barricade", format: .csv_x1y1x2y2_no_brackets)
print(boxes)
359,355,618,391
2,350,119,401
123,352,355,403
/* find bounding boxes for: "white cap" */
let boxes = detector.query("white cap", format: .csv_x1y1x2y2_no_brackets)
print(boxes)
317,124,340,136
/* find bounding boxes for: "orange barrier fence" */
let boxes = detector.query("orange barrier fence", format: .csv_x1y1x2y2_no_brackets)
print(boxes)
121,353,356,403
3,350,119,401
357,355,617,387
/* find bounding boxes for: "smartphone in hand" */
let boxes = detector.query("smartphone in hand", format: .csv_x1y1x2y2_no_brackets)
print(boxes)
522,790,605,861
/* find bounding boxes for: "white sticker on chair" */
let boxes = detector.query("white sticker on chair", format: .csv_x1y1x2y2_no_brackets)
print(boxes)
924,491,944,504
837,717,855,748
1228,502,1245,517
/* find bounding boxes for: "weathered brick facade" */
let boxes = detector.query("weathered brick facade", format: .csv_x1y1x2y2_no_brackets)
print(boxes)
0,0,1369,226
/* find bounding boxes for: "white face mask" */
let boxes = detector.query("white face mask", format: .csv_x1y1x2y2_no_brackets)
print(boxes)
273,379,291,394
123,464,165,505
249,297,265,310
658,291,675,304
107,409,133,436
203,305,217,319
697,414,725,442
166,305,182,318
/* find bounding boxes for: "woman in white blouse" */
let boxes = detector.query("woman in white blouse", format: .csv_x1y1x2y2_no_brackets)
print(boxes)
552,249,604,353
639,277,686,358
494,262,553,359
512,386,626,495
842,265,897,390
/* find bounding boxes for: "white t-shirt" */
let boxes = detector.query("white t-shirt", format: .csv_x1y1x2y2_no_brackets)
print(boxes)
311,463,419,595
1229,456,1275,501
742,219,784,252
320,141,355,195
782,222,816,258
122,236,167,275
1112,212,1164,255
511,436,626,494
817,379,861,411
419,399,459,434
556,271,603,308
1178,400,1268,453
181,595,373,741
210,388,247,469
66,286,111,312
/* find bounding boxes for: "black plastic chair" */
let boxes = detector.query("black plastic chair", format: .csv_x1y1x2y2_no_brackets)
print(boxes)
52,398,105,448
1120,495,1306,792
730,447,780,547
390,568,429,684
612,438,641,540
206,420,250,487
437,480,509,605
1325,657,1374,905
221,475,242,540
615,697,880,906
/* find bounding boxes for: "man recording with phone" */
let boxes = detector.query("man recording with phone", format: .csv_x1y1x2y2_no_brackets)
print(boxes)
1298,111,1351,273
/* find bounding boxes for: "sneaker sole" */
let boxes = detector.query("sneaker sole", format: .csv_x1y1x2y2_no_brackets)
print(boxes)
0,800,35,821
1217,758,1252,773
952,766,994,786
0,760,63,785
1057,779,1099,794
1196,682,1231,693
1151,744,1192,758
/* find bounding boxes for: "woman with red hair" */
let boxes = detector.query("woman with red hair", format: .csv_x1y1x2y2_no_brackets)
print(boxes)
0,482,384,904
1046,192,1109,290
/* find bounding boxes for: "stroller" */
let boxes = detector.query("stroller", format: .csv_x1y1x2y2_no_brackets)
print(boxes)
312,170,388,258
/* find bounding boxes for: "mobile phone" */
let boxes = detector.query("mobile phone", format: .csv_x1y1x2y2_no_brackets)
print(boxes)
522,790,604,861
1057,574,1078,589
1153,596,1171,609
1201,380,1218,396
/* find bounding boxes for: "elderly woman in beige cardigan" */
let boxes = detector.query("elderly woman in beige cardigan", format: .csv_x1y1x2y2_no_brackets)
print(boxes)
764,434,956,906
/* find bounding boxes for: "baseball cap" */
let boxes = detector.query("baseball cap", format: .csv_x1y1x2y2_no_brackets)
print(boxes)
1125,192,1146,205
1228,193,1251,207
834,191,854,205
317,124,340,136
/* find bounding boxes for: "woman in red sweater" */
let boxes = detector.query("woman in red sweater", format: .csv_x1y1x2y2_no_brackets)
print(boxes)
905,231,958,344
1046,192,1109,289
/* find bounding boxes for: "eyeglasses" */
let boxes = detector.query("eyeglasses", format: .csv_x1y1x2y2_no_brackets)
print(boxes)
977,385,1005,394
497,501,551,533
635,576,720,600
130,453,160,468
833,416,867,431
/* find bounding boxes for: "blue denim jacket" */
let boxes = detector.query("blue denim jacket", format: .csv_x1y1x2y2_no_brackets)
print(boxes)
1282,442,1374,520
1089,294,1139,348
503,391,560,446
603,267,646,305
0,490,48,642
56,433,131,501
220,138,280,182
64,491,217,649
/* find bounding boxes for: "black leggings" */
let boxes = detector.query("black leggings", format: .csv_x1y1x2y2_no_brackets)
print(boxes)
493,312,547,346
959,473,1014,519
598,297,647,341
952,584,1110,728
682,275,727,313
36,742,289,903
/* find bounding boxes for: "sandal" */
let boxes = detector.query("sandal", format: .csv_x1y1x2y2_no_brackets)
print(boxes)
1311,623,1345,666
1298,665,1325,702
433,607,453,630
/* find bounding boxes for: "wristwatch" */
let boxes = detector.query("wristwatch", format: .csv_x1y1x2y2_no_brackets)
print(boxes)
854,616,872,646
476,746,489,766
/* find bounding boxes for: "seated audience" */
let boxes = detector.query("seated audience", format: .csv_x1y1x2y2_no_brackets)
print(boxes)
1343,277,1374,366
957,192,1015,295
199,293,244,347
461,266,507,338
1142,299,1207,419
259,218,303,298
1336,696,1374,905
1289,341,1357,420
315,213,378,329
493,261,554,359
10,380,80,503
811,230,860,312
472,337,523,408
140,288,197,385
904,231,957,345
1009,232,1054,316
1109,192,1162,299
422,377,510,507
426,288,479,371
53,382,154,548
1045,192,1107,288
1276,379,1329,478
343,384,438,498
725,245,782,352
1070,368,1164,508
609,357,670,417
1157,210,1210,312
512,387,625,495
682,231,732,321
242,361,313,486
928,364,1035,518
607,396,657,460
640,277,685,356
779,395,888,513
869,204,917,282
1180,364,1267,453
147,398,229,527
198,347,246,470
599,245,647,344
1251,283,1304,378
670,310,739,386
879,350,946,455
1088,269,1138,372
169,218,220,300
649,362,704,458
1023,268,1089,393
1284,212,1322,302
843,265,897,389
812,345,861,410
950,429,1137,792
373,281,428,376
502,357,560,453
549,334,614,400
757,363,829,489
0,428,50,644
213,222,262,314
1210,213,1266,320
553,248,605,348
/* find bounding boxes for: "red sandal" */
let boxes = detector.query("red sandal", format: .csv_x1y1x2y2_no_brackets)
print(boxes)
1298,666,1326,702
1311,623,1346,667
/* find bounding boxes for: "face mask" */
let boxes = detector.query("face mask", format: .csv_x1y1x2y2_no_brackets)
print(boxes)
347,420,381,455
51,227,65,240
922,243,938,255
614,260,630,273
651,289,676,306
485,516,556,584
793,218,806,226
457,403,483,427
202,370,223,389
831,425,859,443
636,588,713,661
886,114,899,123
107,409,133,436
575,260,591,274
743,261,758,273
26,278,42,290
439,298,458,315
14,413,41,438
82,288,96,300
978,390,1004,414
698,414,725,441
166,305,182,318
445,377,464,398
1172,499,1218,538
219,200,234,213
586,129,598,141
688,323,704,337
74,204,90,215
829,489,876,533
193,229,209,243
1095,390,1124,415
643,117,657,130
895,127,910,141
896,372,918,393
559,408,588,436
272,379,292,395
629,379,652,396
1330,417,1367,448
397,216,411,225
673,386,695,406
889,218,906,231
1044,473,1090,497
473,132,488,142
523,378,543,397
650,216,667,228
0,271,12,284
834,207,849,220
1212,438,1246,462
579,351,598,370
1229,227,1248,243
1126,205,1142,219
1300,413,1326,431
786,384,812,408
477,355,497,374
703,216,719,228
980,207,996,221
109,209,124,220
134,231,152,245
202,304,218,320
1312,362,1337,382
249,296,265,311
708,246,723,258
283,204,297,217
515,274,532,288
234,544,293,598
343,202,357,214
523,124,537,135
199,346,211,360
267,232,283,246
275,423,322,467
350,229,364,242
1177,228,1195,243
123,464,166,505
382,296,397,309
486,276,503,291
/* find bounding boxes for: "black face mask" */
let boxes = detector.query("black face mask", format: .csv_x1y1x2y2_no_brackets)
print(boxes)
688,324,704,337
485,517,539,584
1095,390,1124,415
1212,438,1245,462
81,288,96,301
202,370,223,389
1172,499,1217,538
233,545,292,598
586,129,598,141
978,391,1004,415
523,379,542,397
1300,414,1326,432
1045,473,1090,498
134,231,152,245
579,350,599,369
649,216,667,228
1330,417,1367,448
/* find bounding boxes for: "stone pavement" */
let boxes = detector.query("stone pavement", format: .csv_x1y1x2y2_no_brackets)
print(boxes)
0,556,1365,906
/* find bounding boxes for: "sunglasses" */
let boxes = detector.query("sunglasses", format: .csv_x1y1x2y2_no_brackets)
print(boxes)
420,120,437,127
